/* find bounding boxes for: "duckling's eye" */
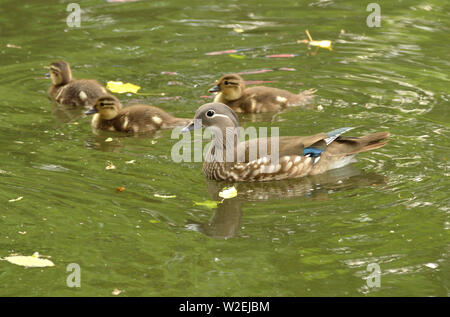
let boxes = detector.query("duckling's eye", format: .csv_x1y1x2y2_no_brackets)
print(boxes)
99,102,105,107
224,81,229,85
206,110,215,118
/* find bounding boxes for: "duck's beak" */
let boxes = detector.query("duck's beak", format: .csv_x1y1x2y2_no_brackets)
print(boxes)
182,119,203,132
208,85,221,93
85,107,98,115
181,121,195,133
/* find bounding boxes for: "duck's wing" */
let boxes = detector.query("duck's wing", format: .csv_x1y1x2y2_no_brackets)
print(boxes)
236,127,385,163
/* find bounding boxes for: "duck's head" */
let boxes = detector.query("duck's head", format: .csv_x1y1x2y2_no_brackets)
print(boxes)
182,102,239,134
49,61,72,85
209,74,245,101
85,95,121,120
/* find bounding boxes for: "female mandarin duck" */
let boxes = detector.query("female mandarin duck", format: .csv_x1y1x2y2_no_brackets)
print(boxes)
85,95,190,133
182,103,390,182
47,61,108,107
209,74,316,113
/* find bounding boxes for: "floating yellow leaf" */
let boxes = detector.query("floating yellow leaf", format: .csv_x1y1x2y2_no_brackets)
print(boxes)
112,288,122,296
154,194,176,199
9,196,23,203
229,54,245,59
106,81,141,94
105,137,113,142
3,252,55,268
304,30,332,51
194,200,221,209
233,28,244,33
149,219,160,224
125,160,136,164
309,40,332,50
6,44,21,49
219,186,238,199
105,161,116,170
116,187,125,193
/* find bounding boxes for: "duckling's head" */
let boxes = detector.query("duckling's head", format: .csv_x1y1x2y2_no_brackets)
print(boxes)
49,61,72,85
182,102,239,133
209,74,245,101
85,95,121,120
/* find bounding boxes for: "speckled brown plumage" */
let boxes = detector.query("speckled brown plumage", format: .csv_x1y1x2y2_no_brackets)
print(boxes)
47,61,108,107
86,95,191,133
209,74,316,113
183,103,390,182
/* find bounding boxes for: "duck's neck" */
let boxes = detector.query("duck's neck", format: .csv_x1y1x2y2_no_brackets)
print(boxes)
206,127,240,163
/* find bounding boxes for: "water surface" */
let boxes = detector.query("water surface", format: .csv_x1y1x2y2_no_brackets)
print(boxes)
0,0,448,296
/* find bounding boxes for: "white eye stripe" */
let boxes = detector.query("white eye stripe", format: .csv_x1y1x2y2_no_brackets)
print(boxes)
211,113,230,119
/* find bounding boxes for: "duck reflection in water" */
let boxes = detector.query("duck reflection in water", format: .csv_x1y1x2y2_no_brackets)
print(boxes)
185,165,386,239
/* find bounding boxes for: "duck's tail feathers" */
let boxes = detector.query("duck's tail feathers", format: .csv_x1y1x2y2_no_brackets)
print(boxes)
326,132,390,157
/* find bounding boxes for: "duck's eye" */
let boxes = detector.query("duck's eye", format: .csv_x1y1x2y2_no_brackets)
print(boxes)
99,102,105,107
206,110,215,118
224,81,229,85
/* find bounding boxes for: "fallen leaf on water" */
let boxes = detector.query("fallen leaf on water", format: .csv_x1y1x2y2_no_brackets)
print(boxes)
112,288,122,295
3,252,55,268
149,220,160,224
219,186,238,199
310,40,332,49
278,67,296,71
106,81,141,94
116,187,125,193
304,30,332,51
9,196,23,203
424,263,438,269
233,28,244,33
6,44,21,49
125,160,136,164
154,194,176,199
205,49,239,56
194,200,221,209
266,54,298,58
161,71,178,75
229,54,245,59
105,137,113,142
105,162,116,170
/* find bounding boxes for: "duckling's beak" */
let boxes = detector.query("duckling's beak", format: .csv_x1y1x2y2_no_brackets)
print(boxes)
44,73,50,78
85,107,98,115
208,85,221,93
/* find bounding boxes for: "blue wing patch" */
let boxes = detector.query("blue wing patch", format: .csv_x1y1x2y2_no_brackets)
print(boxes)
303,147,323,157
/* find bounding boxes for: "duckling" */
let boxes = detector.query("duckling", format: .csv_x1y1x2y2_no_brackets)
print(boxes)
209,74,316,113
85,95,191,133
47,61,108,107
182,103,390,182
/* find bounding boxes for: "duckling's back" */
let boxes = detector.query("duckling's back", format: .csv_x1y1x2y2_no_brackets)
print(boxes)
228,86,316,113
114,105,190,133
50,79,108,107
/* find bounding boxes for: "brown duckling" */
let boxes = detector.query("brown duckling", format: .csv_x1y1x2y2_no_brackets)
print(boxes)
85,95,190,133
182,103,390,182
47,61,108,107
209,74,316,113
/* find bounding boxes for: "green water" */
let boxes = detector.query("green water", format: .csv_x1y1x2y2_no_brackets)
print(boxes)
0,0,448,296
